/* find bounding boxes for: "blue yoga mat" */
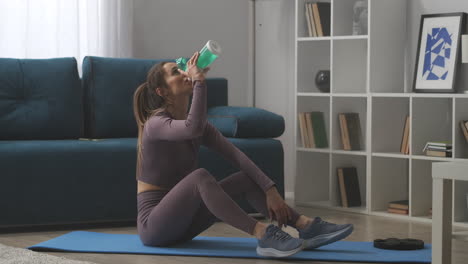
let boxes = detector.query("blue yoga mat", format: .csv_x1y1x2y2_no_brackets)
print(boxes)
28,231,431,263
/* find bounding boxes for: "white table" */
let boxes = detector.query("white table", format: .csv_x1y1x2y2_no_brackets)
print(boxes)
432,161,468,264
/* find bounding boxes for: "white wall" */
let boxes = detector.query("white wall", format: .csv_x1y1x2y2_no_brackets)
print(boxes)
133,0,254,107
254,0,295,195
406,0,468,92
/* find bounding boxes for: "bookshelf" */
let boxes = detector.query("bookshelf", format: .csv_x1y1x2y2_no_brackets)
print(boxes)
294,0,468,228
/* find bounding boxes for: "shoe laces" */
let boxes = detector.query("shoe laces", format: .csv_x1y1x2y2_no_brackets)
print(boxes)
271,227,292,241
314,217,328,226
300,217,327,232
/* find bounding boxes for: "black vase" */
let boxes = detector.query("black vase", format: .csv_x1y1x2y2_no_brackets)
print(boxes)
315,70,330,93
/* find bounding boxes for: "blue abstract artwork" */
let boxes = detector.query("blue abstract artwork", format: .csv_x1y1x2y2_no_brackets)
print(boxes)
423,27,452,80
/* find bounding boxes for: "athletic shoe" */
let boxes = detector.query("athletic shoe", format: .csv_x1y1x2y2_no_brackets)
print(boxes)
256,224,304,257
298,217,353,250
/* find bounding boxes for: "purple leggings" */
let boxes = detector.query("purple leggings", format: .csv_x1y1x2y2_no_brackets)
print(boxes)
137,168,301,247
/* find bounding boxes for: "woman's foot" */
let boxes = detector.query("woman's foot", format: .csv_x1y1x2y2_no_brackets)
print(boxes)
253,222,268,239
296,217,353,250
255,223,304,258
295,215,313,230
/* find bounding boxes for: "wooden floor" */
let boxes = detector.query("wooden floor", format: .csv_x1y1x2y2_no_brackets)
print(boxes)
1,201,468,264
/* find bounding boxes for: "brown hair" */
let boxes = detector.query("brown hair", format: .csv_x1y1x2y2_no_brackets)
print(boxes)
133,61,172,178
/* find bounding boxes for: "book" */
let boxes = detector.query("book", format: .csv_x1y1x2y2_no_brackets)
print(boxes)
387,208,409,215
298,113,310,148
298,112,328,148
309,112,328,148
388,200,409,210
426,150,452,157
400,116,410,154
305,3,314,37
339,114,351,150
337,167,361,207
312,3,323,37
339,113,362,150
405,137,409,154
305,112,316,148
308,3,317,37
309,3,318,37
422,141,452,152
426,146,452,151
338,169,348,207
316,2,331,36
460,120,468,143
299,113,309,148
346,113,362,150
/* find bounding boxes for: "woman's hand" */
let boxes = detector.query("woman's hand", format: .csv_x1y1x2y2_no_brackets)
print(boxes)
179,51,210,81
266,186,292,228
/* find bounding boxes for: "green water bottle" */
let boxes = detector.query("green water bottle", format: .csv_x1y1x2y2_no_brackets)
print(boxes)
176,40,222,72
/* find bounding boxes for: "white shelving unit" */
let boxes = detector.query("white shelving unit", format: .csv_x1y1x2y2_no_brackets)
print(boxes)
294,0,468,228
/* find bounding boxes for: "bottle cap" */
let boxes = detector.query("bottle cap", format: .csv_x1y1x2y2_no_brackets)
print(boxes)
206,40,222,55
175,57,188,71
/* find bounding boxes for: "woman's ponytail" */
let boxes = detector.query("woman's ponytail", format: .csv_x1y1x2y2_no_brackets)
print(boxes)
133,81,149,179
133,61,170,179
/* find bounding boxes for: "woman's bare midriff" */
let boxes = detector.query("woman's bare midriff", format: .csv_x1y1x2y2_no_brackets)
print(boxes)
137,180,169,194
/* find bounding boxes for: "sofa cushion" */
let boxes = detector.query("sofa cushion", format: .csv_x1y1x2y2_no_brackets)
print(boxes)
82,56,228,139
0,58,82,139
207,106,285,138
0,137,284,226
0,138,138,226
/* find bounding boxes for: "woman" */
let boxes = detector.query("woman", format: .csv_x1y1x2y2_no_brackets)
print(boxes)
133,52,353,258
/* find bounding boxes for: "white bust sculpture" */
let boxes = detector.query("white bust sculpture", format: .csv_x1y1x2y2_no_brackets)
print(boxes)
353,0,368,35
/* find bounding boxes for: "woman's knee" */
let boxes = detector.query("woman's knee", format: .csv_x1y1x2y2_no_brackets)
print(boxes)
190,168,216,182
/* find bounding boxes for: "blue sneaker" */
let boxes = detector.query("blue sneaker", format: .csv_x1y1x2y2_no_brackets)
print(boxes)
257,224,304,257
297,217,353,250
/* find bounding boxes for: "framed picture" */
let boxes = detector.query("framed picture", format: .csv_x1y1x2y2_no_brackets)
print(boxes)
413,13,466,93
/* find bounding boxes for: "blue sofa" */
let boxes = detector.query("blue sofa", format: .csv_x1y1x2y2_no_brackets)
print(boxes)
0,57,285,231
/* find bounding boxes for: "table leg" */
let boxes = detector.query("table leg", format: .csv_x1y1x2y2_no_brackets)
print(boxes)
432,178,452,264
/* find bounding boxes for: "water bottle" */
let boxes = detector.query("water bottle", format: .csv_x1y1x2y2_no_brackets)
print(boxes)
176,40,222,72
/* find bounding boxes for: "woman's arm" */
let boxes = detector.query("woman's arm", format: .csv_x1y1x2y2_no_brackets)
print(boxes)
144,81,207,141
202,122,276,192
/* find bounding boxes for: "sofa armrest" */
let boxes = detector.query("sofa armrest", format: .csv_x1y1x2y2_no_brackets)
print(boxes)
207,106,284,138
